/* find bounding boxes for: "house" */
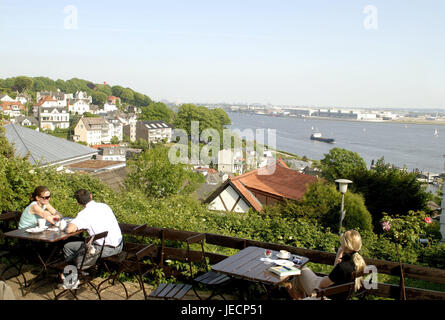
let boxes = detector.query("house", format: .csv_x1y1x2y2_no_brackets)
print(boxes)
103,102,118,113
35,96,60,108
104,113,123,141
73,117,111,145
135,120,173,144
285,159,312,173
205,159,318,213
68,98,90,115
107,96,121,105
217,149,244,175
36,90,73,106
1,101,26,118
16,92,30,105
4,123,97,167
96,146,126,161
127,106,141,114
39,107,70,130
14,115,39,128
0,94,15,102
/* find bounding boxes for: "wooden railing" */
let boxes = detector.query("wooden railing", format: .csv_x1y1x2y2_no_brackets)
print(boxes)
119,223,445,300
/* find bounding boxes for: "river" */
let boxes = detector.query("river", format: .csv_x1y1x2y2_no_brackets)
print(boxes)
227,112,445,174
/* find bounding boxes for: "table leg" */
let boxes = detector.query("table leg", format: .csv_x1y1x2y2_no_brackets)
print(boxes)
23,244,61,295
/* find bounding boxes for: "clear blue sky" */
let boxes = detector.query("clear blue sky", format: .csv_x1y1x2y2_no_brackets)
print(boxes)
0,0,444,108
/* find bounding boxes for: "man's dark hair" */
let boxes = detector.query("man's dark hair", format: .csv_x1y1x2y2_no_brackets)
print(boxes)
74,189,91,205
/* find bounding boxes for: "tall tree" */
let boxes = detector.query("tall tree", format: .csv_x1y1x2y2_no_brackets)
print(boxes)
139,102,174,123
14,76,33,92
320,147,367,182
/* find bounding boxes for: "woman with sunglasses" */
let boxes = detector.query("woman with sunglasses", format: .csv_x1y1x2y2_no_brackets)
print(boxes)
18,186,62,229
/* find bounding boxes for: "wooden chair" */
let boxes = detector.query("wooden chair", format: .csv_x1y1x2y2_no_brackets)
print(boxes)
148,230,208,300
97,224,158,299
0,211,26,284
314,271,367,300
50,231,108,300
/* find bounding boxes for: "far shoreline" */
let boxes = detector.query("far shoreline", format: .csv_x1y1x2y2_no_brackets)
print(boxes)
228,111,445,126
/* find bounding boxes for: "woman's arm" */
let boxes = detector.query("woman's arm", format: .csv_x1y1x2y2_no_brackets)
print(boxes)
44,203,62,217
30,204,55,225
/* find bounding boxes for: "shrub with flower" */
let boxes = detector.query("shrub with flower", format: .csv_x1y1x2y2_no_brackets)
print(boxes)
380,210,432,248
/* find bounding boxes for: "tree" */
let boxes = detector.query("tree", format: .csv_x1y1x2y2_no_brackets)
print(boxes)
111,85,124,97
120,88,134,104
13,76,33,92
353,158,429,231
139,102,174,123
110,136,120,144
91,91,107,106
320,147,367,182
278,180,373,233
212,108,231,127
174,104,222,138
125,145,190,198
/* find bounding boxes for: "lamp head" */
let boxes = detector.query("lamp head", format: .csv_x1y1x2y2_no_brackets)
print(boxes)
335,179,353,194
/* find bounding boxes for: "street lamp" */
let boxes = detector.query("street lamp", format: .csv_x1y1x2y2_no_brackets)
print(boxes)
335,179,353,235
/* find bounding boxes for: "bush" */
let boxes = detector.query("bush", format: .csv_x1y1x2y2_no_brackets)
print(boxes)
422,244,445,269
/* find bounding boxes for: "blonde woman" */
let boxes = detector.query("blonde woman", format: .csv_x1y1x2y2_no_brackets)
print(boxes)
18,186,62,229
285,230,366,300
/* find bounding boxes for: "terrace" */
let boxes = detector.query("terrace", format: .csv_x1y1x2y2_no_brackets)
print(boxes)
1,219,445,301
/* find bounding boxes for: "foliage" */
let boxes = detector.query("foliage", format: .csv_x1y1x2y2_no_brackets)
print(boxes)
14,76,33,93
125,145,203,198
320,147,367,182
91,91,108,106
174,104,231,142
380,211,433,248
272,181,373,233
139,102,175,123
354,158,429,230
110,136,120,144
421,244,445,269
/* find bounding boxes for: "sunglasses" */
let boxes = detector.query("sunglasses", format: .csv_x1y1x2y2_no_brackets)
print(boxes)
40,195,51,200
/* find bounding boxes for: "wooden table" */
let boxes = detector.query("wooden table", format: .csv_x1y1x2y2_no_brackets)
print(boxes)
211,246,309,299
4,226,84,293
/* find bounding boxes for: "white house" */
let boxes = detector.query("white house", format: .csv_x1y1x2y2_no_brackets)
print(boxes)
68,99,90,115
96,146,126,161
39,107,70,130
0,94,15,102
217,149,244,175
103,102,118,113
1,101,26,118
105,115,123,141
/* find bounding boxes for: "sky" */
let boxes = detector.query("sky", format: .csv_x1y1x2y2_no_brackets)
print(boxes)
0,0,444,108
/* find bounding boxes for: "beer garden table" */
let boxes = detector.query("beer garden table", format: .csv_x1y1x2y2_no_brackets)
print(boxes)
4,224,84,294
211,246,309,299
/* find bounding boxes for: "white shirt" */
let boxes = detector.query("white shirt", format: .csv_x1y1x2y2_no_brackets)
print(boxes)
71,200,122,247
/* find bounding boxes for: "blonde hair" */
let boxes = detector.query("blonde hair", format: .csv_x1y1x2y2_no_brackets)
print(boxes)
341,230,366,291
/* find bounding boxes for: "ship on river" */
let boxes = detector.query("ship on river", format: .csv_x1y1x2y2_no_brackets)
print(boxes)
310,132,335,144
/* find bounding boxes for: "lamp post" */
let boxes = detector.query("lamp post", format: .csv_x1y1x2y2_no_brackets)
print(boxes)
335,179,352,235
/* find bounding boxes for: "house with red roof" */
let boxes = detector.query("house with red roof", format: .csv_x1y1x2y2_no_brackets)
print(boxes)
204,159,317,213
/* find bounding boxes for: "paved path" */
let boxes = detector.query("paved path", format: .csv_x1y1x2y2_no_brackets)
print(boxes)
1,264,222,300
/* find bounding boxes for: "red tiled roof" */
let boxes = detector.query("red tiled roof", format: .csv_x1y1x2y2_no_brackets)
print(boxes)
36,96,57,106
231,160,317,200
230,179,263,212
1,101,26,110
91,144,121,149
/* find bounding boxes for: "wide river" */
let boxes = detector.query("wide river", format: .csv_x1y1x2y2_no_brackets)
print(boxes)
227,112,445,174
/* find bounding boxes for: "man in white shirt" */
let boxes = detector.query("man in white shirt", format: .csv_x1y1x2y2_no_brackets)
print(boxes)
63,189,123,267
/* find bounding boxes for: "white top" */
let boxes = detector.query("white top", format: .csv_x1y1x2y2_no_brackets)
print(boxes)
71,200,122,247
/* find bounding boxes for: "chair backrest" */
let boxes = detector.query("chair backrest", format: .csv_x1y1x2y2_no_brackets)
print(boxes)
317,281,356,300
160,229,207,278
78,231,108,271
317,271,359,300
